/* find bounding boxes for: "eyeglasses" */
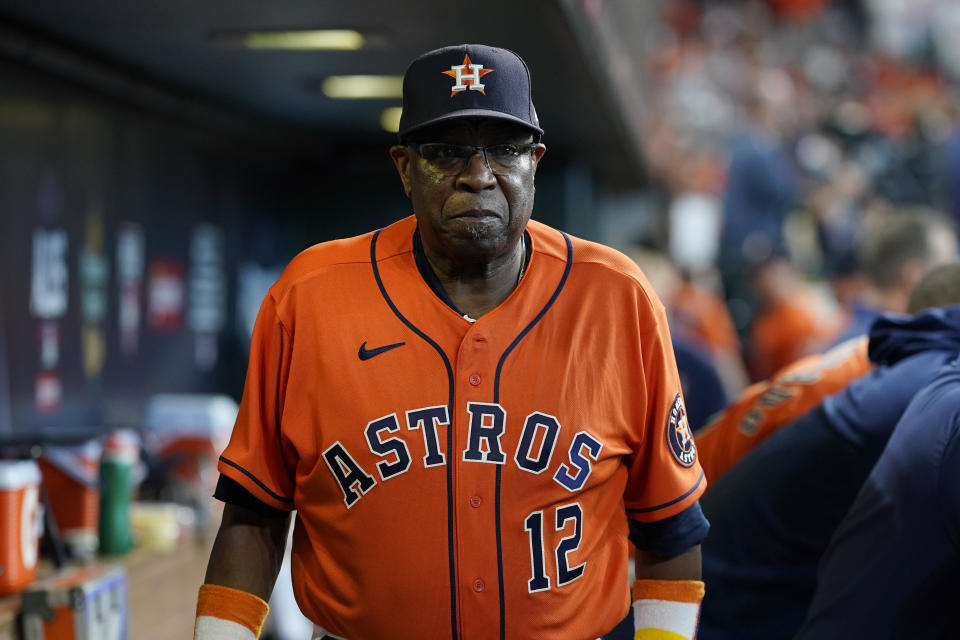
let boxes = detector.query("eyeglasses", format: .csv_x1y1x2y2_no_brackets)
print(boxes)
409,142,538,176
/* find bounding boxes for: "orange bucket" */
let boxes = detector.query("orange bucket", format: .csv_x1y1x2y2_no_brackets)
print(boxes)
39,441,101,558
0,460,43,597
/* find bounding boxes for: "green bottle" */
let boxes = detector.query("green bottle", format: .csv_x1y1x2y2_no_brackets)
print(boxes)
98,430,138,554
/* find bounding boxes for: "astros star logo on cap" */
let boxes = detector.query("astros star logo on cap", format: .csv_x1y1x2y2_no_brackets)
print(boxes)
442,54,494,97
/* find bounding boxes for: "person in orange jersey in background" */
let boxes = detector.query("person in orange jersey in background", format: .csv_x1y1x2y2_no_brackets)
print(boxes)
695,335,869,484
669,275,747,397
667,274,749,430
626,248,742,372
671,278,741,361
746,252,844,381
697,261,960,485
625,248,748,431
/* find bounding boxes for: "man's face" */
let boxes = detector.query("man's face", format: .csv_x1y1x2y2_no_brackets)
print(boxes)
390,119,545,266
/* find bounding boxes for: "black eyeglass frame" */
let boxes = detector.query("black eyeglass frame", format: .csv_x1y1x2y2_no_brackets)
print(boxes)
407,142,541,176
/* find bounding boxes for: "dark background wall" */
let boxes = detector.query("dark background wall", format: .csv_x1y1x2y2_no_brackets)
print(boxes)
0,56,595,442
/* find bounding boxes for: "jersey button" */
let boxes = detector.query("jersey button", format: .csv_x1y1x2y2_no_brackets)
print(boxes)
469,495,482,508
468,373,481,386
473,578,485,592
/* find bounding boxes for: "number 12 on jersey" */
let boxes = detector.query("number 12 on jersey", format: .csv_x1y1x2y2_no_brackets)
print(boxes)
524,503,584,593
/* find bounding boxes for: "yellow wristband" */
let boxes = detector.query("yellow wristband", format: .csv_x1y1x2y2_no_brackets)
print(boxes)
195,583,270,639
632,579,705,640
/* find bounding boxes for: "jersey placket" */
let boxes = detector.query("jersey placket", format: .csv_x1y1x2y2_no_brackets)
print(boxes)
453,321,502,638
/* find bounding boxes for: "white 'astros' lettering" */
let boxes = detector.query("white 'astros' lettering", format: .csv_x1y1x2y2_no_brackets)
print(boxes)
321,404,603,508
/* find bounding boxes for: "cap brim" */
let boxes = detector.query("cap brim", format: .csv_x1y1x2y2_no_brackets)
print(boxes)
399,109,543,139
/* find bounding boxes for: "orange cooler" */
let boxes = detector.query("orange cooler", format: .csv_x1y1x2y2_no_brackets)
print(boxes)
0,460,43,597
143,394,237,494
39,441,102,558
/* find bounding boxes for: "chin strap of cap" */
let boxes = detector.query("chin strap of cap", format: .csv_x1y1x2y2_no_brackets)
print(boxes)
632,579,705,640
195,583,269,639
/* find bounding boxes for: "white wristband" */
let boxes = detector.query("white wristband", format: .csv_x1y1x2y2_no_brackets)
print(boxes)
632,579,704,640
195,616,258,640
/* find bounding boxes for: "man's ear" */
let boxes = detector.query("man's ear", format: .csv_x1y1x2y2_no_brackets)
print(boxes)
389,145,413,198
532,143,546,166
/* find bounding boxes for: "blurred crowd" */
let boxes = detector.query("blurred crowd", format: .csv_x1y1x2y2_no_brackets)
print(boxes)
630,0,960,396
627,2,960,638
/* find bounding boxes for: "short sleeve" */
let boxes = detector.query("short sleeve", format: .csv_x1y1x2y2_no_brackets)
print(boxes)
214,474,289,518
624,301,707,523
628,501,710,556
217,291,297,511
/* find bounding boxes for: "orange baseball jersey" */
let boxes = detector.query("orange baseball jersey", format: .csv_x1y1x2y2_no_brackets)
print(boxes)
696,336,872,484
748,296,842,381
668,280,741,360
218,216,705,640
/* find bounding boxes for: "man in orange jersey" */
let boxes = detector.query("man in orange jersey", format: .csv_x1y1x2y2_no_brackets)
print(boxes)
196,45,709,640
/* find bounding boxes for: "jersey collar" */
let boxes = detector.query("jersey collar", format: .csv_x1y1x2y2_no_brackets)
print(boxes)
411,227,532,319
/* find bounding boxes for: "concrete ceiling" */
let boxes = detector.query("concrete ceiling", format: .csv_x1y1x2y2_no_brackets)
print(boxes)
0,0,647,187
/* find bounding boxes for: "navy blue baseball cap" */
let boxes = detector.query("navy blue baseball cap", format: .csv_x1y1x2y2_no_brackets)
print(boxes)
398,44,543,141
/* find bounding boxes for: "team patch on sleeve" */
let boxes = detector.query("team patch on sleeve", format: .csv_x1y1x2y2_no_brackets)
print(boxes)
666,393,696,468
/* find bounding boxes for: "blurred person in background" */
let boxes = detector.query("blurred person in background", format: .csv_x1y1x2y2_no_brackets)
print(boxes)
828,209,958,345
629,6,960,636
802,151,874,308
794,354,960,640
670,337,731,434
627,248,747,430
695,333,870,483
744,250,842,380
906,259,960,311
941,118,960,229
669,271,748,399
633,232,747,400
698,262,960,640
719,84,798,317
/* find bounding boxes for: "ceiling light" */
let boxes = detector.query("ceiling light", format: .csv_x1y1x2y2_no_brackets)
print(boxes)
241,30,365,50
322,76,403,99
380,107,402,133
